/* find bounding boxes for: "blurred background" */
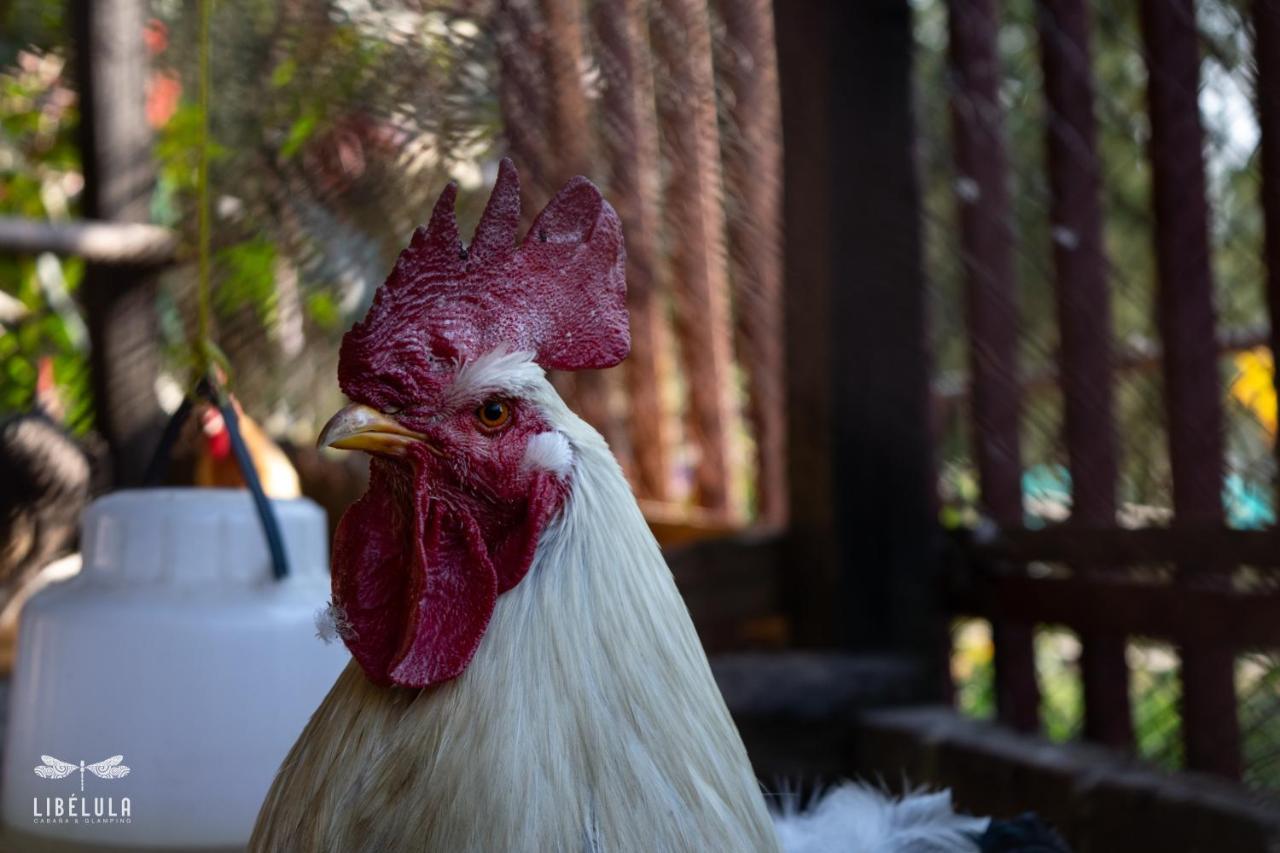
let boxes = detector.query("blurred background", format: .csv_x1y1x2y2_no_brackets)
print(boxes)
3,0,1280,846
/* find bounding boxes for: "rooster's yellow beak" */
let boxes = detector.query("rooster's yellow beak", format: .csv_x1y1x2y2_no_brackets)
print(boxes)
317,403,432,456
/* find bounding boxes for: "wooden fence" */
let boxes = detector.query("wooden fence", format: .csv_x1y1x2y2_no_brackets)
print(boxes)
492,0,785,529
942,0,1280,781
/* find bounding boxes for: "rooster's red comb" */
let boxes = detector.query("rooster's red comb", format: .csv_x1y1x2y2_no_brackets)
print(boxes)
338,159,628,398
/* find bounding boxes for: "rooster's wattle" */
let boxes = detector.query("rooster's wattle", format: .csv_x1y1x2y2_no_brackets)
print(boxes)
250,162,1000,853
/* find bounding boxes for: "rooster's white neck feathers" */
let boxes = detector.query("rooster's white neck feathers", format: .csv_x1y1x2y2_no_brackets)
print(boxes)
253,359,781,853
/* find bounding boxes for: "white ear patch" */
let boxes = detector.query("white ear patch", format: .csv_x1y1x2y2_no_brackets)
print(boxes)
523,431,573,478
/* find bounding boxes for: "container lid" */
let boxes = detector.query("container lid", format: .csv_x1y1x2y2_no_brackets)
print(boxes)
80,488,330,586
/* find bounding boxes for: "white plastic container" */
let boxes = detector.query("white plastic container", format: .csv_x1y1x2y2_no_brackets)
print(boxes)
0,489,350,852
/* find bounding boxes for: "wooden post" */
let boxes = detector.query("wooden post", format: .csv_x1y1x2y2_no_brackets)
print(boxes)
1255,0,1280,500
494,0,551,203
1037,0,1133,750
946,0,1039,732
715,0,787,526
538,0,591,182
775,0,836,644
593,0,674,502
491,0,547,202
651,0,739,515
71,0,165,486
775,0,944,693
1140,0,1240,779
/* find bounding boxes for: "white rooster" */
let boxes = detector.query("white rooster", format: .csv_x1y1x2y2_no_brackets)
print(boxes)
250,162,1057,853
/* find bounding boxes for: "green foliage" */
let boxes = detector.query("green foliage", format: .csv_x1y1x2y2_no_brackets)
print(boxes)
143,1,499,430
1037,629,1084,743
0,0,501,441
214,238,278,325
304,291,340,330
0,41,91,429
1238,653,1280,791
0,1,68,67
153,101,229,224
953,625,1190,771
1129,643,1185,771
278,107,321,162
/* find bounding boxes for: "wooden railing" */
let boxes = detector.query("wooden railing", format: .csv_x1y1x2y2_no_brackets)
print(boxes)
942,0,1280,781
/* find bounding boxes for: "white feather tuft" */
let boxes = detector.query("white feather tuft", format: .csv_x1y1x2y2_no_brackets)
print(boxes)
771,783,987,853
446,348,542,406
523,430,573,477
314,601,351,644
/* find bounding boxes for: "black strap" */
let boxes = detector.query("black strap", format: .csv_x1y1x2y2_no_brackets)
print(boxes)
217,397,290,581
141,378,290,580
143,396,195,487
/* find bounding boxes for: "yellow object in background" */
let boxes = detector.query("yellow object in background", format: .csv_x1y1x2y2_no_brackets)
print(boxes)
1232,347,1278,437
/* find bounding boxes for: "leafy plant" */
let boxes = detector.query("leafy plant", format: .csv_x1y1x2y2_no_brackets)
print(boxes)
0,41,91,429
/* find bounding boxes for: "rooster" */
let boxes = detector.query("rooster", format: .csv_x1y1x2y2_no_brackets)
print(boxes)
251,162,1053,853
191,393,301,498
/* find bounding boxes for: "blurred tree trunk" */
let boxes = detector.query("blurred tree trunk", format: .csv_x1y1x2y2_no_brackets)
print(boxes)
71,0,164,486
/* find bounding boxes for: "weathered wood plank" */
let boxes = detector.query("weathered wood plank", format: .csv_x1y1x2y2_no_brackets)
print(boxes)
593,0,674,502
715,0,787,526
494,0,551,203
775,0,837,644
947,0,1039,733
970,525,1280,567
774,2,945,688
1140,0,1239,779
1037,0,1132,751
535,0,629,458
1254,0,1280,501
667,532,783,650
954,575,1280,649
826,0,946,689
651,0,739,514
933,324,1270,405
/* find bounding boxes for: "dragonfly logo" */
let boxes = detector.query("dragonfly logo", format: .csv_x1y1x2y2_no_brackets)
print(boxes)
31,755,132,825
34,756,130,792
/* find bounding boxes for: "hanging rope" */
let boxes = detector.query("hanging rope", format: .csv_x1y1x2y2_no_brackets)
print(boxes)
196,0,212,374
145,0,290,581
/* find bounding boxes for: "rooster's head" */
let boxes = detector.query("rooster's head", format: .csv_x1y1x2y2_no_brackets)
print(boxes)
317,160,628,688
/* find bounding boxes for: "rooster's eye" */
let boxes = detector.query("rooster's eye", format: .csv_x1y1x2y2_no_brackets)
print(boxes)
476,400,512,431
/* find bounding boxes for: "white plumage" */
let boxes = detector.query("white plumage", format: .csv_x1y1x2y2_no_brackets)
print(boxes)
773,785,986,853
254,356,984,853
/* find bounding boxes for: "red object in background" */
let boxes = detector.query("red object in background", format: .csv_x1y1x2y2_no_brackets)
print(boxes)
143,19,168,54
191,398,300,498
144,19,180,128
146,73,180,128
199,406,233,461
